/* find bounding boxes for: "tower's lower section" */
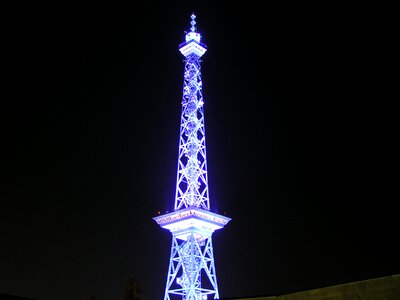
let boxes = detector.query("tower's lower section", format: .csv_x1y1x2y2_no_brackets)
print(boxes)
154,208,231,300
165,233,218,300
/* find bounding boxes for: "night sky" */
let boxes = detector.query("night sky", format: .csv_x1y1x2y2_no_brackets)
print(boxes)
2,1,398,300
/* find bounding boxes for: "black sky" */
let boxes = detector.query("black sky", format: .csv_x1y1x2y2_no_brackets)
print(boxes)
1,1,398,300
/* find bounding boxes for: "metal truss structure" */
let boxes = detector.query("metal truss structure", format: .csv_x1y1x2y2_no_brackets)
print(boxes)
153,14,231,300
175,38,208,211
166,234,218,299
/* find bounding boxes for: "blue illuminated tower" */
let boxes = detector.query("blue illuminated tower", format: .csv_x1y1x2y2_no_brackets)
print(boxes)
153,14,231,300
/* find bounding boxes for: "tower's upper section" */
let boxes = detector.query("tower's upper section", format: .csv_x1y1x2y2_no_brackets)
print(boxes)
179,13,207,57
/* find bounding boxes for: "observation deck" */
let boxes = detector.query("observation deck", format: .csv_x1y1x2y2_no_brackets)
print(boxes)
153,207,231,241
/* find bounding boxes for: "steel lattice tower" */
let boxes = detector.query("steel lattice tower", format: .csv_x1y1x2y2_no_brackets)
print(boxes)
153,14,231,300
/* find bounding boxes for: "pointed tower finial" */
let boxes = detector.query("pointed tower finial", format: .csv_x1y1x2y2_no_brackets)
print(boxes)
183,13,203,45
190,13,196,32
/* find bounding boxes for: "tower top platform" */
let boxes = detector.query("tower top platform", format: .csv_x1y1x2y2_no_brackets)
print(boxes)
153,207,231,241
179,13,207,57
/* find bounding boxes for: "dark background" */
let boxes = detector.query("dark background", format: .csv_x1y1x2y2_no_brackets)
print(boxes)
1,1,398,300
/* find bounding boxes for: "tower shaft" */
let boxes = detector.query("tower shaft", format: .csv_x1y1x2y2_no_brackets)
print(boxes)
175,52,208,211
154,14,231,300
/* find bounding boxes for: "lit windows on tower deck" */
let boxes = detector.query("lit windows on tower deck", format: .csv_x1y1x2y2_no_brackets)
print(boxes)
153,207,231,241
179,41,207,58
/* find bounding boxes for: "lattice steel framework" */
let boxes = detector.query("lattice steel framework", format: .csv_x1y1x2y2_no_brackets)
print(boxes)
153,14,231,300
175,29,208,211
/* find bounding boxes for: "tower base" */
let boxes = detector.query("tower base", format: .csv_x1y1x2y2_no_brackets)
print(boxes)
154,208,231,299
164,233,219,300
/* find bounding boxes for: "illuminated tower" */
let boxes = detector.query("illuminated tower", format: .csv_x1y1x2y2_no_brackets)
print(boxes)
153,14,231,300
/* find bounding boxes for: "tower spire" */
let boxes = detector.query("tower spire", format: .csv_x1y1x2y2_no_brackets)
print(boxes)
183,13,203,45
190,13,196,32
154,14,231,300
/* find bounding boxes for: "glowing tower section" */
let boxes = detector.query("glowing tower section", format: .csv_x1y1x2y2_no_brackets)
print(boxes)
153,14,231,300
